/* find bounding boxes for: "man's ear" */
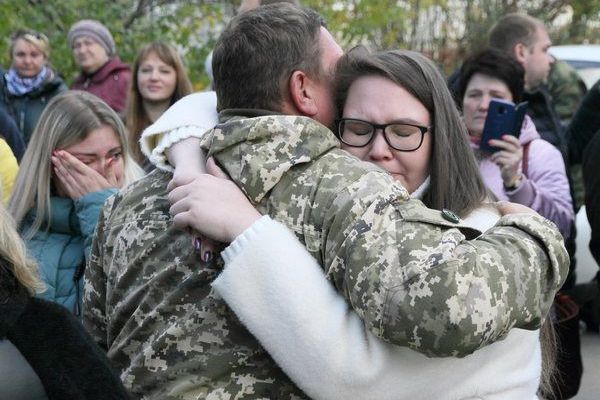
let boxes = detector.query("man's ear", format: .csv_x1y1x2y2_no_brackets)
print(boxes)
513,42,528,65
288,70,319,118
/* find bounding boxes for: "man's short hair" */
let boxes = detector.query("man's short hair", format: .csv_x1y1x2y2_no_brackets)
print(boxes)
212,3,325,111
489,13,545,54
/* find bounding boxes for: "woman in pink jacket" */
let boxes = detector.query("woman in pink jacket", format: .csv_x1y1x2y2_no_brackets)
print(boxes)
458,48,574,238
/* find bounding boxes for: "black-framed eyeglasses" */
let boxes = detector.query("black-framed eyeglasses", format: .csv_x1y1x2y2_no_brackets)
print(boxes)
336,118,429,152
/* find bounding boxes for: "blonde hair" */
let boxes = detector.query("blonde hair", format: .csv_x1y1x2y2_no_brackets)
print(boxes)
0,203,44,296
8,91,144,238
125,42,192,164
10,29,50,60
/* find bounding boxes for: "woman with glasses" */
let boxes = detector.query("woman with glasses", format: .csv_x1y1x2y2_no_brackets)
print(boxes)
0,29,67,144
142,48,555,399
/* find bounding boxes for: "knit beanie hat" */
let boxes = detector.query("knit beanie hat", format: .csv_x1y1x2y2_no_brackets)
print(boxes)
68,20,115,56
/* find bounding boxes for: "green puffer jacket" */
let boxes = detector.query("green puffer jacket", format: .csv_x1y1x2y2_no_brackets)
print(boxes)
23,189,116,314
0,69,67,143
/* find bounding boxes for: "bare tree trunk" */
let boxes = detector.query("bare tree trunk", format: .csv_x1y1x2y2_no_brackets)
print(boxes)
410,0,421,49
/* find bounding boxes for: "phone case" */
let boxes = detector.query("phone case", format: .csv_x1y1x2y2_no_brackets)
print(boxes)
479,99,528,153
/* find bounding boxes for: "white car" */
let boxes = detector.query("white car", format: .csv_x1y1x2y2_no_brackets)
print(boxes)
550,44,600,89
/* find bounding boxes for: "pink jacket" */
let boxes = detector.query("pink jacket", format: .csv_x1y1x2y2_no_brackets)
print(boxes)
71,57,131,113
474,116,574,238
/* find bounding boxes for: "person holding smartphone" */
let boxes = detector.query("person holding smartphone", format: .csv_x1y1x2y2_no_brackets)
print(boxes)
459,48,573,239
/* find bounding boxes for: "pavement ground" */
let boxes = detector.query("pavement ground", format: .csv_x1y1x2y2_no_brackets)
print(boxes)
572,208,599,400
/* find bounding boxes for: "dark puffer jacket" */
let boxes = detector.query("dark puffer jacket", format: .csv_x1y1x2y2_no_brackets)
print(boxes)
0,283,130,400
568,79,600,165
583,128,600,265
0,69,67,144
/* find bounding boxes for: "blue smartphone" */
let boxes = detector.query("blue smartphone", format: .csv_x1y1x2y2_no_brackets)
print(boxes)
479,99,528,153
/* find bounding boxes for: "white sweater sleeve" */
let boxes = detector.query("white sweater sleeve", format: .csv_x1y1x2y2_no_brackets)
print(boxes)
212,216,541,400
214,217,461,400
139,91,219,171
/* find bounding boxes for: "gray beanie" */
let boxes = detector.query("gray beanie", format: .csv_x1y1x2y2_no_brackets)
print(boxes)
68,19,115,56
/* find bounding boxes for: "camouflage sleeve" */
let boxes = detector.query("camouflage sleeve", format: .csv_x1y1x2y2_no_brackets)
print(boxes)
324,190,569,357
547,60,586,123
82,195,116,351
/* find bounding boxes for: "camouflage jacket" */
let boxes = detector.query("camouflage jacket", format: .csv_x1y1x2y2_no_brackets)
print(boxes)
547,59,586,124
84,110,568,399
83,170,308,399
202,110,568,357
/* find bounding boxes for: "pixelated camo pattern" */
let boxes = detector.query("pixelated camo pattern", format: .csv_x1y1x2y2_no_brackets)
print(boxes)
84,170,308,399
204,114,568,356
84,113,568,399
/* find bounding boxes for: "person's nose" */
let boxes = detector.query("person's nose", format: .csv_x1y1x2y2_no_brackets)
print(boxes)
149,69,160,80
479,94,490,112
90,159,106,177
368,130,393,161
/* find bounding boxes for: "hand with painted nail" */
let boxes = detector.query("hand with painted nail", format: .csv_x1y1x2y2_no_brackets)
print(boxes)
51,150,120,199
168,157,262,243
488,135,523,188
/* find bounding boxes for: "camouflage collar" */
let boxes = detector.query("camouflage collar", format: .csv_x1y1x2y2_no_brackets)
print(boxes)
219,108,281,122
205,114,340,203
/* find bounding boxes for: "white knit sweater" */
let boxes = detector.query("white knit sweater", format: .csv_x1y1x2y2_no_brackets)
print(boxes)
213,212,541,400
139,91,218,171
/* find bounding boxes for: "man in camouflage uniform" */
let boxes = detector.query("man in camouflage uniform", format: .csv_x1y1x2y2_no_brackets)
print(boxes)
547,58,587,209
84,4,569,399
547,58,586,125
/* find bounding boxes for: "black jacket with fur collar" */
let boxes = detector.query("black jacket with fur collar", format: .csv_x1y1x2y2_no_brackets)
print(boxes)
0,287,129,400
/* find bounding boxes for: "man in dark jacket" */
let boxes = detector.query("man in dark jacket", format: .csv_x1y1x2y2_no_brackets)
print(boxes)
581,83,600,264
582,126,600,335
569,80,600,166
487,14,565,154
583,131,600,256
